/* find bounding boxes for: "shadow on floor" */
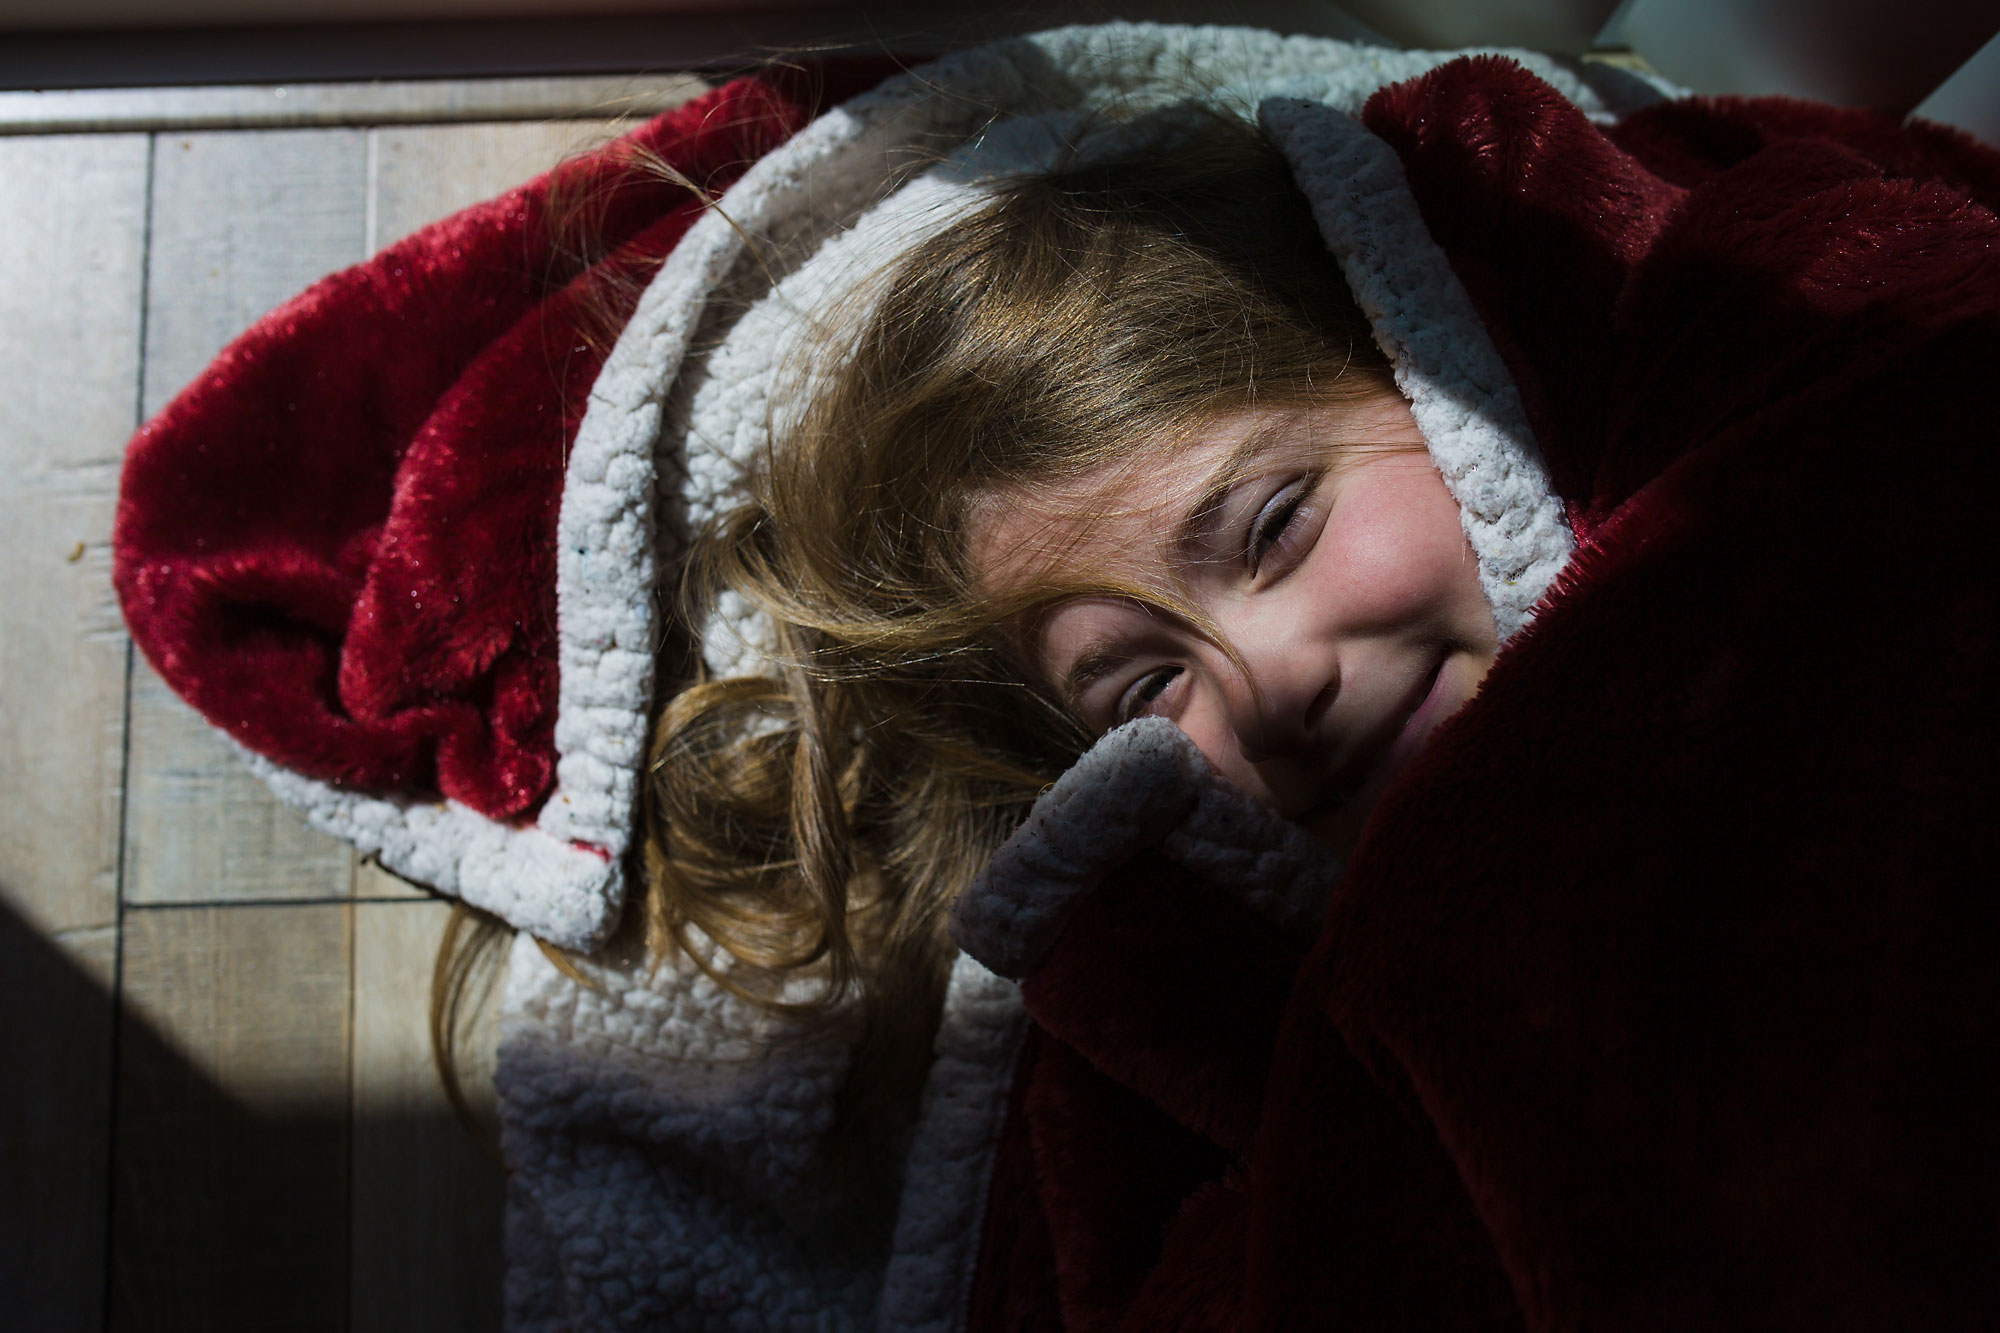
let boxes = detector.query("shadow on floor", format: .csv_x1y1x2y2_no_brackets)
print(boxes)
0,895,504,1333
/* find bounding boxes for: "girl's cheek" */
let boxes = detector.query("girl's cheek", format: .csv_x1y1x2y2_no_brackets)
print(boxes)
1316,510,1433,617
1316,471,1468,622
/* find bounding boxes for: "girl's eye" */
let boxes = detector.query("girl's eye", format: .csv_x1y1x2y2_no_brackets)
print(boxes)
1246,477,1314,575
1115,666,1183,724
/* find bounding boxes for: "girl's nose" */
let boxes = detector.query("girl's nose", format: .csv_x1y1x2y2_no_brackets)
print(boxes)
1224,638,1337,763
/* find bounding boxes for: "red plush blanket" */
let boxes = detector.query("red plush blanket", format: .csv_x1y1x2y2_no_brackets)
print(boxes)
114,60,894,824
962,61,2000,1331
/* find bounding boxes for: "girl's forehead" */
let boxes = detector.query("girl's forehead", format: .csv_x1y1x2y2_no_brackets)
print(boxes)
967,414,1271,593
968,396,1420,591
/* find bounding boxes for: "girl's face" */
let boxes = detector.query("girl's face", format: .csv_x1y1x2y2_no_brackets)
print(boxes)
973,393,1499,852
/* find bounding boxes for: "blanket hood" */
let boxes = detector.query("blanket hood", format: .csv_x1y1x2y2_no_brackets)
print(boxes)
114,24,1657,951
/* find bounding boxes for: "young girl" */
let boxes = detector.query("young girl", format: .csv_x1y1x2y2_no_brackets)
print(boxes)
116,22,2000,1330
647,108,1483,1083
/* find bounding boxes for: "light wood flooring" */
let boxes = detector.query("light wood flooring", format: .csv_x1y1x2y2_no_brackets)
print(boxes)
0,73,703,1331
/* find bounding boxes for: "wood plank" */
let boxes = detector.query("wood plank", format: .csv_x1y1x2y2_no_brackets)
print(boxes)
0,132,146,936
0,72,706,136
369,116,638,252
122,662,360,905
123,126,369,906
140,126,370,416
0,129,149,1332
350,889,506,1333
110,902,353,1332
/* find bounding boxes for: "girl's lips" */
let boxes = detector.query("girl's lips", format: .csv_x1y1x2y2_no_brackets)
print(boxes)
1381,654,1454,774
1301,655,1448,820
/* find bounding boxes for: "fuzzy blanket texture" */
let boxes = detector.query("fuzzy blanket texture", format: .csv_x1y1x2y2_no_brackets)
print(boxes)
113,19,2000,1332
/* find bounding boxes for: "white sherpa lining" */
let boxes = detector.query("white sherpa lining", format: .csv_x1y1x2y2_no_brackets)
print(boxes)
1261,97,1574,639
496,930,883,1332
494,23,1678,1331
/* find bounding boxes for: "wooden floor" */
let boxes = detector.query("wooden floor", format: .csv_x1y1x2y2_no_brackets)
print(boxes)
0,74,701,1331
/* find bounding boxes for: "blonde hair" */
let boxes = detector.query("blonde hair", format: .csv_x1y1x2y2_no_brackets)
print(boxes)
643,110,1393,1142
